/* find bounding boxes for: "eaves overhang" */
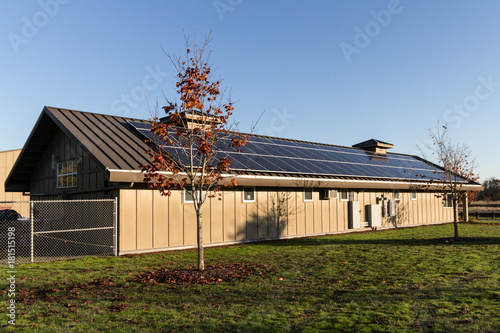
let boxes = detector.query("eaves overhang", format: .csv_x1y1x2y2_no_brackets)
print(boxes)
107,169,483,191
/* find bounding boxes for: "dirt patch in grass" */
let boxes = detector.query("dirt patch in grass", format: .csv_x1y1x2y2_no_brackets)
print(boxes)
134,263,259,285
14,277,127,305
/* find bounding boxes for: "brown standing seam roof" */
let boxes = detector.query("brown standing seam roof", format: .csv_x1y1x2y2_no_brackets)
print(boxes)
5,106,482,192
46,107,151,169
5,106,152,191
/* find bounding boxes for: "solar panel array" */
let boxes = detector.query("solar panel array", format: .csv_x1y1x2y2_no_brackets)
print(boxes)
128,120,446,181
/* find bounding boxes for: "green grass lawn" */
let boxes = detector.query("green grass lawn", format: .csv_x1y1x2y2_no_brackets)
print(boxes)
1,223,500,332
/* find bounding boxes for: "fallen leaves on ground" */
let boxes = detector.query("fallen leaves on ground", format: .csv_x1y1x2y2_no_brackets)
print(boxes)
134,263,258,285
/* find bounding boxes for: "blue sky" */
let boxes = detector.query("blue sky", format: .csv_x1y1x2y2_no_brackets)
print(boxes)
1,0,499,181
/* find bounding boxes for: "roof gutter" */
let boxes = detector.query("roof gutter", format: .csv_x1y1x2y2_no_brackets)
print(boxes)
107,169,483,191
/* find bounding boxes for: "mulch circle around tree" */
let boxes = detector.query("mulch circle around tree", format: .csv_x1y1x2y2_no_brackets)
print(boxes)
134,263,258,285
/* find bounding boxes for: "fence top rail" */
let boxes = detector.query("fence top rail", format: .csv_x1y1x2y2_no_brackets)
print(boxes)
0,201,31,204
0,199,118,204
31,199,117,203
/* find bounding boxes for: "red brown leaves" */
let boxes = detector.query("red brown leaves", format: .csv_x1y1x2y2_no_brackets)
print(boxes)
109,304,128,312
140,34,249,198
133,264,257,286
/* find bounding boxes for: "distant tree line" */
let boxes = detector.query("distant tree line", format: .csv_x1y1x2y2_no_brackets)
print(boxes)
477,177,500,201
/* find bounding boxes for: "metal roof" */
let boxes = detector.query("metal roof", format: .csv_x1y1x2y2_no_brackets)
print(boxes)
5,106,481,192
6,106,151,191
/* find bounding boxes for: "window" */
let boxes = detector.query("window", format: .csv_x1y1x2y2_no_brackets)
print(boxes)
322,189,337,200
444,193,454,208
183,188,195,203
304,188,313,201
411,190,417,200
393,190,400,202
340,189,349,201
243,187,255,202
57,160,77,188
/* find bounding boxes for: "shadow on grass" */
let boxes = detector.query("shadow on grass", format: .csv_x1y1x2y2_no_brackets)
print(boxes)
255,236,500,247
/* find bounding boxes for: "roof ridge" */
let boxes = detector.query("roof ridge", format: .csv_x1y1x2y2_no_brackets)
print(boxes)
44,106,148,123
47,106,421,158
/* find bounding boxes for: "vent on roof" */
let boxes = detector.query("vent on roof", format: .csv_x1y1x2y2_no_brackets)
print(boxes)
160,110,222,129
352,139,394,155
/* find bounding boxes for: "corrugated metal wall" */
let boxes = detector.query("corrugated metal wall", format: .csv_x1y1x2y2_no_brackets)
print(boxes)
30,129,107,199
118,188,454,253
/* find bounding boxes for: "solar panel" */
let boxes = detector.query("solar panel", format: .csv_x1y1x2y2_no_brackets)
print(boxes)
127,120,449,181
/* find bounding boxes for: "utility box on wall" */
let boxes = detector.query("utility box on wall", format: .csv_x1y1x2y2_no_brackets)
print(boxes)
366,204,382,227
348,201,361,229
387,200,396,216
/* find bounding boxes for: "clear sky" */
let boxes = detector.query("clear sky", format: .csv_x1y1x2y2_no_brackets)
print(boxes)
1,0,498,181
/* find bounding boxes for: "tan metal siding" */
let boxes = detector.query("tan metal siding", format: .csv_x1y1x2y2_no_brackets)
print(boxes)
328,197,336,232
257,189,267,239
183,201,197,246
201,200,211,244
287,190,297,236
235,190,246,241
137,190,153,250
223,190,236,241
153,191,169,248
267,190,278,238
246,192,258,240
338,198,346,231
296,191,306,235
305,199,314,234
117,187,459,254
320,198,328,233
0,150,24,202
119,189,137,251
168,190,183,247
210,196,223,244
313,190,322,233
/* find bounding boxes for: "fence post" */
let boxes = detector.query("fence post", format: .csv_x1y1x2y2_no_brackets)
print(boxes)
30,201,34,263
113,198,118,256
476,211,479,220
493,211,495,220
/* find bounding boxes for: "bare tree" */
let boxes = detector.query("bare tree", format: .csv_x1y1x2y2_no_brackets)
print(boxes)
141,33,248,271
420,125,479,239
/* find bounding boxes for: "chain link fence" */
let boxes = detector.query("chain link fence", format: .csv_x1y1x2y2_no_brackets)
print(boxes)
0,199,116,265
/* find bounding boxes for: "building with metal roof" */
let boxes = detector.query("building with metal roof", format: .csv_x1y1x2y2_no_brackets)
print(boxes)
5,106,482,254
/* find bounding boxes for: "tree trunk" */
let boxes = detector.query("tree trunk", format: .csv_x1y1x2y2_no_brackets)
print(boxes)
452,193,459,240
197,211,205,271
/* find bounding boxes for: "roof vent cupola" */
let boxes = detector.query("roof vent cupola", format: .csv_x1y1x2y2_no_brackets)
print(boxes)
352,139,394,155
160,110,222,130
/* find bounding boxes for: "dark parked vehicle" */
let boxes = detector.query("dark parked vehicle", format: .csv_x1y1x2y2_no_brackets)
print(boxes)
1,209,30,252
0,209,22,222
